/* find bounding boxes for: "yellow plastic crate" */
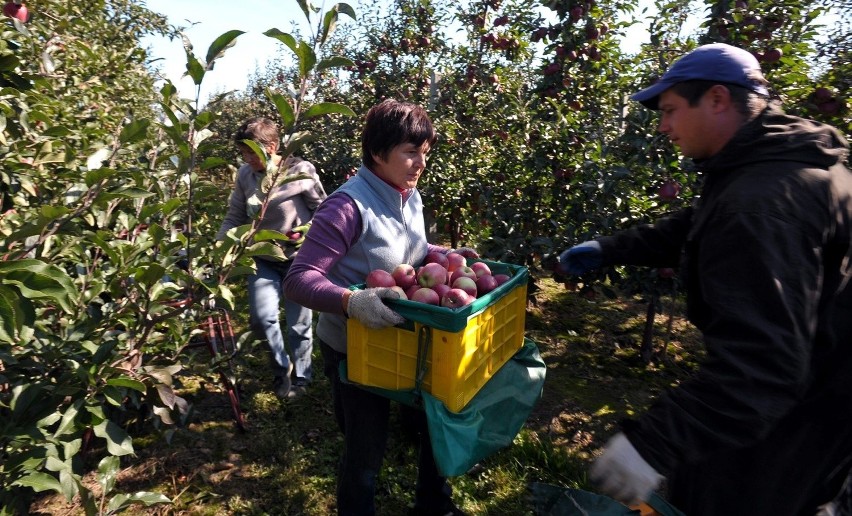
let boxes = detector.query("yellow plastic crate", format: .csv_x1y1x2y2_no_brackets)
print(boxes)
346,263,527,412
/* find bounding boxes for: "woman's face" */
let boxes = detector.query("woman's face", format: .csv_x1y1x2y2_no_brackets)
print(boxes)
239,143,277,172
371,141,430,190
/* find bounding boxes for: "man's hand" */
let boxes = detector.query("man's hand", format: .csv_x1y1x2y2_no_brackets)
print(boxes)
590,433,663,505
347,288,406,329
557,241,602,276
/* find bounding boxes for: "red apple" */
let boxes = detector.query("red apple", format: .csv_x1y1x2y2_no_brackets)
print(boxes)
469,261,491,278
405,284,422,298
3,1,28,22
411,287,440,305
452,276,478,297
432,283,451,299
417,262,448,288
450,266,477,285
423,251,449,268
366,269,396,288
441,288,474,308
446,252,467,273
493,273,511,286
658,180,681,201
392,263,417,289
286,231,302,240
476,274,499,296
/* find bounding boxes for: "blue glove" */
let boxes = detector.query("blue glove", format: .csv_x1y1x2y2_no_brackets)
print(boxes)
558,241,602,276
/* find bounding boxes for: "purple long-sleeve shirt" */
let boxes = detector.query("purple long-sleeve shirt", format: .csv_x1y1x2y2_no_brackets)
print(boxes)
283,191,446,315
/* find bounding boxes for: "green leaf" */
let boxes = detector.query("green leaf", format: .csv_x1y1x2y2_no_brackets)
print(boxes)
240,140,267,168
106,377,147,393
107,491,170,512
97,456,120,495
0,284,28,343
119,119,150,144
13,472,62,493
316,56,355,72
264,88,295,130
200,156,228,170
303,102,355,120
263,29,299,56
0,259,79,313
205,30,245,69
135,263,166,287
184,51,205,85
54,399,83,438
85,167,118,187
93,420,134,456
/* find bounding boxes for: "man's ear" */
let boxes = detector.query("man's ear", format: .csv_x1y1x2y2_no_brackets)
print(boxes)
708,84,734,112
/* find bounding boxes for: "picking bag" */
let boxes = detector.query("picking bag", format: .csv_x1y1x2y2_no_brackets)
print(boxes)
342,337,547,476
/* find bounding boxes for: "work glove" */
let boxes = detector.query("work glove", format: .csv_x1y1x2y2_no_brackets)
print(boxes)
557,240,602,276
590,432,663,505
448,247,479,259
347,288,406,329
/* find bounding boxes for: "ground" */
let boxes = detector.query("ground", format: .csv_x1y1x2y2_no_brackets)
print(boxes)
30,270,702,515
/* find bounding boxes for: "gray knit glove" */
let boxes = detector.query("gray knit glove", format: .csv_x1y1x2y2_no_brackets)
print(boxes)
347,288,406,329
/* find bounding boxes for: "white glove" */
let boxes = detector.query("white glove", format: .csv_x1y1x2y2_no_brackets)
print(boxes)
590,432,663,505
347,288,406,329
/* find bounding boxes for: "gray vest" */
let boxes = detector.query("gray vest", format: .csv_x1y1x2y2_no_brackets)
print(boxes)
316,165,429,353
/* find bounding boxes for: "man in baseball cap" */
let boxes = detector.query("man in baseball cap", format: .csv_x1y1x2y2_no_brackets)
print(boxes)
632,43,769,109
558,43,852,515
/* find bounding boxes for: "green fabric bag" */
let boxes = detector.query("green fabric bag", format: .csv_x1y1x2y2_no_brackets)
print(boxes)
529,482,685,516
341,338,547,477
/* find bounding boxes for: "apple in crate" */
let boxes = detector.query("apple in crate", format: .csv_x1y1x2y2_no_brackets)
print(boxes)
423,251,449,268
406,285,422,298
432,283,451,300
469,261,491,278
441,288,474,308
417,262,448,288
389,286,407,299
493,273,511,286
450,266,477,285
392,263,417,289
411,287,440,305
366,269,396,288
476,274,499,296
452,276,478,297
446,252,466,272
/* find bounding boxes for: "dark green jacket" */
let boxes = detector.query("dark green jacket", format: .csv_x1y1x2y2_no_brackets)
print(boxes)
598,103,852,515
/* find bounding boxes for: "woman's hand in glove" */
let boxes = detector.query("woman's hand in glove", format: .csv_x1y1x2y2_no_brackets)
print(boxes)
346,288,406,329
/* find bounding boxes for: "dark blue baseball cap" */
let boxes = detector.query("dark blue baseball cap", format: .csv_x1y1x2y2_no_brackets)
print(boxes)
632,43,769,109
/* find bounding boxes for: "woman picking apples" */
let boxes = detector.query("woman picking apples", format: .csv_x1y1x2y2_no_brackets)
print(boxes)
284,99,476,516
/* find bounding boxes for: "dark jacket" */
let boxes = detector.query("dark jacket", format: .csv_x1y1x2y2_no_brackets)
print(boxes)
598,103,852,515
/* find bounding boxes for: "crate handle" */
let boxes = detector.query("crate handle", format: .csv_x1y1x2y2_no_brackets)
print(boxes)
414,325,432,406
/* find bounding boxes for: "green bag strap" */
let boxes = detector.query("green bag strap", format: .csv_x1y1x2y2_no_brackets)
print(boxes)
413,325,432,407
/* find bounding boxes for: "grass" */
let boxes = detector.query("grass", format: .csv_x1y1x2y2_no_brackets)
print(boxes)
30,270,703,515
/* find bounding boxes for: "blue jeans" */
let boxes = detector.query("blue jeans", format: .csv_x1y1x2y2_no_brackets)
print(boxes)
320,341,453,516
247,258,313,381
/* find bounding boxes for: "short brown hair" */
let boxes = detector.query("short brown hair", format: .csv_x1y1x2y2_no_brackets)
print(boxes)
361,100,436,169
670,73,768,118
234,117,279,150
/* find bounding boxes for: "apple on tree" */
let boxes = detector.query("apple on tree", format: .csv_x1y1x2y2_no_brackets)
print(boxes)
3,1,28,22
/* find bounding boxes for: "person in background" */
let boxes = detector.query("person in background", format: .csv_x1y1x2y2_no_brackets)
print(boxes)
558,43,852,515
283,99,475,516
217,117,327,400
